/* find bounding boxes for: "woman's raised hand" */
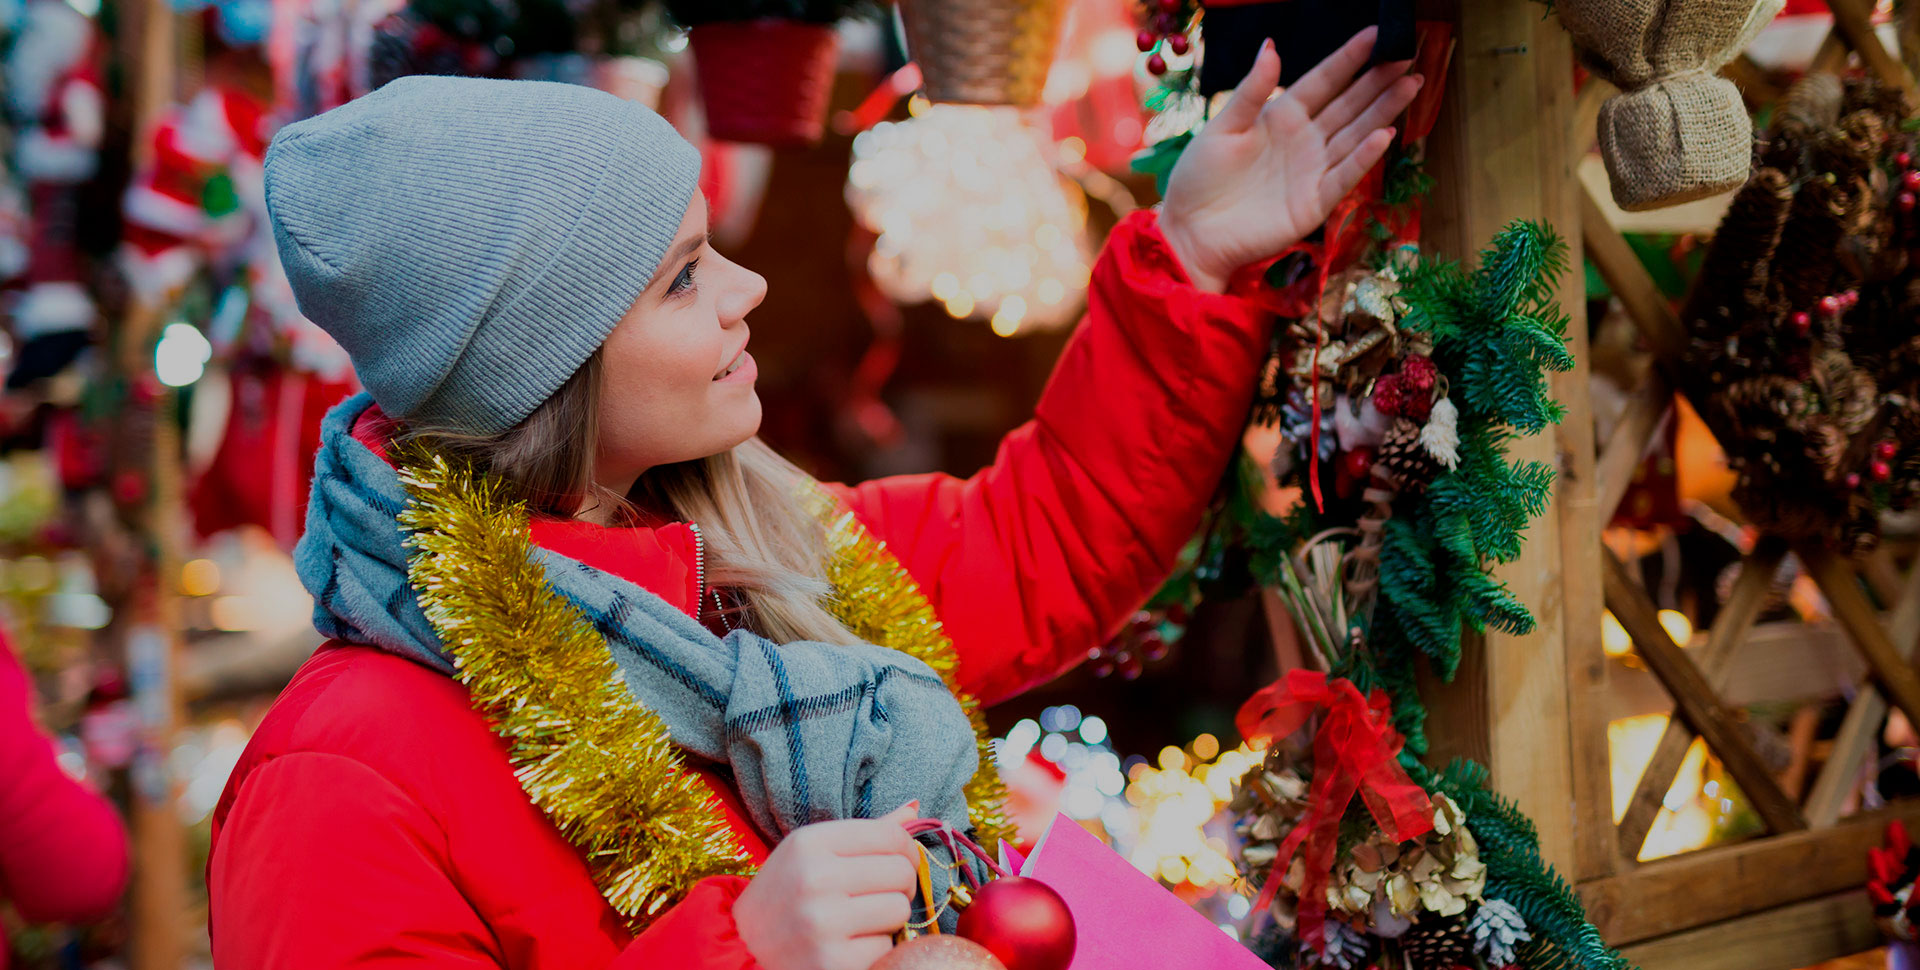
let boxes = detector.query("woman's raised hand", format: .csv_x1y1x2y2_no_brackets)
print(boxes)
1159,28,1424,293
735,802,923,970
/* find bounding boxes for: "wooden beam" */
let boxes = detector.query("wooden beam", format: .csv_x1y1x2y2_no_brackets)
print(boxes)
1600,618,1867,719
1811,27,1851,75
1579,802,1920,944
1580,183,1688,361
1720,54,1784,110
1594,371,1671,522
1618,891,1883,970
1415,0,1580,871
1804,555,1920,827
1801,544,1920,740
1615,538,1790,860
1601,548,1806,835
1828,0,1919,106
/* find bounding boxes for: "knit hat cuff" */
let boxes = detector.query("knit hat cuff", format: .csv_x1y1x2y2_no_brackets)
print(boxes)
413,124,702,435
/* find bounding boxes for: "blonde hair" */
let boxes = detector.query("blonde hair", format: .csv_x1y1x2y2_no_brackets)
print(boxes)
404,352,862,645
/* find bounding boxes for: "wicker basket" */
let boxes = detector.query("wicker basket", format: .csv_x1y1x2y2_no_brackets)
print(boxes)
688,19,838,148
897,0,1065,106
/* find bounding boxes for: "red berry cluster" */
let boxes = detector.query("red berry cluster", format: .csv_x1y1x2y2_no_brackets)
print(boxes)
1372,355,1439,423
1087,607,1181,679
1900,162,1920,213
1136,0,1190,76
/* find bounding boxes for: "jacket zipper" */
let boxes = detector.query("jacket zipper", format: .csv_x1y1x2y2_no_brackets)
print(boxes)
687,521,707,607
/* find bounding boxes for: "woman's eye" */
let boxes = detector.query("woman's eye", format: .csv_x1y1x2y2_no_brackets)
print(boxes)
670,259,699,294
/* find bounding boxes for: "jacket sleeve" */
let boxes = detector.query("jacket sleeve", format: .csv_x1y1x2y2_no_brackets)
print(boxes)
210,751,764,969
832,209,1272,707
0,638,128,922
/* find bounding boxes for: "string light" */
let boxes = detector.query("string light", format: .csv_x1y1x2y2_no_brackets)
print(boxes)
847,105,1093,336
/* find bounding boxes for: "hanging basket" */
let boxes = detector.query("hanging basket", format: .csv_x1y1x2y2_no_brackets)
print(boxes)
688,19,839,148
897,0,1064,106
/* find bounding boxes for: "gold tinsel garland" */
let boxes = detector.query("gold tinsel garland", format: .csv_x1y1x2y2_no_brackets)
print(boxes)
396,450,1012,925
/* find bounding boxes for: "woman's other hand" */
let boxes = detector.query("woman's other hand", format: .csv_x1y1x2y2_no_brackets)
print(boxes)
1160,27,1424,293
734,802,922,970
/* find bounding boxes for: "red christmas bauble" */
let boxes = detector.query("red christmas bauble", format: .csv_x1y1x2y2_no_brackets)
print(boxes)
1873,459,1894,482
1879,440,1899,460
1146,53,1168,75
1167,33,1190,55
1791,310,1812,335
955,877,1077,970
1901,191,1918,212
1903,169,1920,191
1136,29,1156,52
1158,0,1181,12
1898,152,1912,167
1819,294,1842,316
1848,472,1864,489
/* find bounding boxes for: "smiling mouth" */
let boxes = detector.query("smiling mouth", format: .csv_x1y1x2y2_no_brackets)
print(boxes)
715,348,747,380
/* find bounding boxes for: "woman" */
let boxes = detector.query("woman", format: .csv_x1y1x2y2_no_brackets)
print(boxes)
208,31,1420,970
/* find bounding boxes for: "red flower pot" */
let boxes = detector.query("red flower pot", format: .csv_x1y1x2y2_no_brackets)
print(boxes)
688,19,838,148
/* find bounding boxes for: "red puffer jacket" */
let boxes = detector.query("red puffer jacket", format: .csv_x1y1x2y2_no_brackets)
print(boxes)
205,210,1269,969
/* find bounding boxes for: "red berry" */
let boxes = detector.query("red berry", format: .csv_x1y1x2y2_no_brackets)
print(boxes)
1844,289,1860,307
1136,29,1156,52
1848,472,1864,489
1791,310,1812,335
1167,33,1190,55
1401,354,1439,391
1373,375,1408,417
1903,170,1920,191
1158,0,1180,11
1879,440,1899,460
1874,460,1894,482
1820,294,1843,316
1901,191,1917,212
1899,152,1912,167
1141,630,1169,662
1146,53,1167,75
1342,447,1376,481
1154,12,1178,33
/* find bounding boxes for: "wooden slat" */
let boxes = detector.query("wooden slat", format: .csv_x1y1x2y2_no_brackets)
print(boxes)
1602,618,1866,719
1720,54,1783,110
1801,544,1920,740
1828,0,1919,106
1580,183,1688,361
1812,27,1851,75
1594,371,1671,522
1601,548,1807,835
1619,891,1883,970
1579,802,1920,944
1804,556,1920,827
1569,77,1613,160
1615,538,1790,859
1863,547,1905,605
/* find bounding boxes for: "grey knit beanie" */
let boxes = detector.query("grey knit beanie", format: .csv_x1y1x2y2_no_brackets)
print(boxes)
264,75,702,435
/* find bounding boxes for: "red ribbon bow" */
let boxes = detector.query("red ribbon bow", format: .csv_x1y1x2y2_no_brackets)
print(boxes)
1234,669,1435,951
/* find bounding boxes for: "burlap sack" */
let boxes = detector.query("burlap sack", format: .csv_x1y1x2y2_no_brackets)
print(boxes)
1558,0,1784,210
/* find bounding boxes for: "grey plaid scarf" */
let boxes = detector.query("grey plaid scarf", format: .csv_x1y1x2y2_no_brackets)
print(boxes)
295,394,985,917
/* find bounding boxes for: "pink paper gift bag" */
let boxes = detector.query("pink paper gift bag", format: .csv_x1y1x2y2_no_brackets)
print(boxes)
1018,814,1273,970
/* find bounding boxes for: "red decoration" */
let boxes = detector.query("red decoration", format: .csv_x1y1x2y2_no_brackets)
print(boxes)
1903,192,1918,213
1167,33,1190,55
1820,294,1843,316
1136,28,1156,51
954,877,1076,970
1874,460,1894,482
1791,310,1812,334
1400,354,1438,392
1336,445,1377,498
687,20,839,148
1158,0,1180,11
1898,152,1912,167
1235,670,1435,953
1904,169,1920,192
1146,53,1168,75
1153,12,1177,33
1848,472,1864,489
1879,440,1899,460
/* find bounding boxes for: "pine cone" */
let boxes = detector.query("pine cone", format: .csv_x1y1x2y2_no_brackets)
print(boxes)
1400,916,1471,970
1811,348,1879,435
1776,73,1845,140
1772,174,1853,310
1714,376,1812,443
1683,169,1791,330
1380,418,1441,492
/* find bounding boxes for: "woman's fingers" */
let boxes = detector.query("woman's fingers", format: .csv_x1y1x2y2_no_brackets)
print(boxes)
832,853,919,897
1320,127,1398,205
1213,39,1282,134
1323,72,1423,162
1312,60,1415,144
1283,27,1378,119
839,889,915,937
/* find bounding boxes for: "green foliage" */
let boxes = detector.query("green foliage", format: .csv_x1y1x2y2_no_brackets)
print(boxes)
660,0,872,26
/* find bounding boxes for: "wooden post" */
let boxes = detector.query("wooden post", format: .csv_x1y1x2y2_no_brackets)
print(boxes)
1415,0,1585,872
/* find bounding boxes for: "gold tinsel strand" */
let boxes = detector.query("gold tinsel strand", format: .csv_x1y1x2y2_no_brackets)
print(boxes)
396,452,1015,926
396,450,754,925
801,484,1017,851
